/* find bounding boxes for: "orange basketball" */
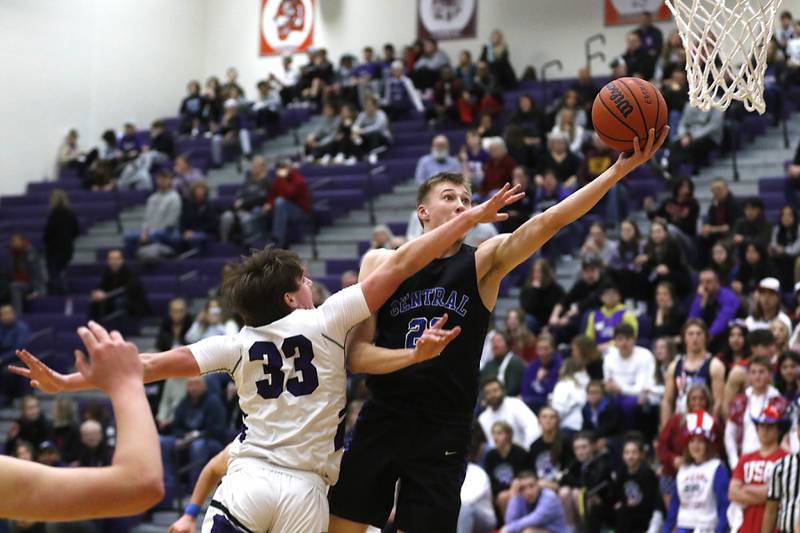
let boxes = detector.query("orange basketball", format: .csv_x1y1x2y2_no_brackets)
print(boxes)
591,77,667,153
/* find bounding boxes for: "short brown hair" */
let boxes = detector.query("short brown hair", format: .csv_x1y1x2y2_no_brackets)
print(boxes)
221,246,304,327
416,172,471,205
681,318,709,341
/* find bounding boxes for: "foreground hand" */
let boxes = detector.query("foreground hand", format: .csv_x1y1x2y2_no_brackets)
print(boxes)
412,313,461,363
9,349,69,394
471,183,525,224
74,321,143,394
614,127,670,176
168,514,196,533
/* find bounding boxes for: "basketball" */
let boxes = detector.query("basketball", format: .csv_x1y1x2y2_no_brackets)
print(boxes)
591,77,668,153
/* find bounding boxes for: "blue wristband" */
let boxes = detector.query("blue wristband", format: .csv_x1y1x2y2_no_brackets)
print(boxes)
184,503,201,518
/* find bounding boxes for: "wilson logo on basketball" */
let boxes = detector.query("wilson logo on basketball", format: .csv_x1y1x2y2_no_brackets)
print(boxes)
605,82,634,118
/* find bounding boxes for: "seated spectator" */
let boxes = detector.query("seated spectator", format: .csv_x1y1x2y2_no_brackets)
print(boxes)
457,425,496,533
479,332,526,396
746,277,792,332
505,308,537,363
252,79,282,132
56,128,86,175
263,160,311,249
554,89,589,130
725,356,785,469
211,101,252,166
165,376,226,485
36,440,62,467
0,305,30,400
581,381,623,447
4,395,50,455
475,110,501,138
501,168,534,234
734,242,777,296
509,94,546,152
352,95,391,161
471,61,501,114
320,104,361,164
88,249,150,321
623,31,657,79
3,233,45,315
185,297,239,342
710,240,739,287
578,134,625,225
715,323,751,372
640,221,691,300
528,406,575,490
118,122,142,163
502,470,567,533
584,283,638,352
550,109,586,155
481,138,517,197
305,102,340,161
75,419,112,467
571,335,604,381
219,155,271,244
480,29,517,90
664,411,730,533
454,49,476,91
427,65,464,126
478,377,541,450
645,177,700,248
769,206,800,288
724,330,780,417
202,76,224,130
536,132,581,189
607,218,646,303
299,48,335,104
50,397,80,463
698,177,740,266
661,68,690,113
172,154,205,199
382,60,424,120
484,421,530,517
689,269,741,351
548,255,607,344
412,37,450,90
156,297,192,352
519,258,565,334
270,54,300,104
520,334,562,413
559,431,615,533
580,222,617,265
652,336,678,408
570,68,598,111
221,66,245,98
340,270,358,289
504,125,538,174
551,358,589,434
636,11,665,57
116,119,175,191
414,135,461,184
176,181,218,252
42,189,80,295
652,281,687,342
459,129,489,187
123,169,182,260
179,80,205,135
603,324,656,432
611,435,663,533
531,170,576,259
667,101,724,175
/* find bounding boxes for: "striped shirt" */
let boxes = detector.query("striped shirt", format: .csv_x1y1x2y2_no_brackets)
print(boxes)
768,453,800,533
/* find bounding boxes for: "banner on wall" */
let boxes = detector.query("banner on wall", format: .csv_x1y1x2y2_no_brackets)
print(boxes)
259,0,314,56
417,0,477,41
605,0,671,25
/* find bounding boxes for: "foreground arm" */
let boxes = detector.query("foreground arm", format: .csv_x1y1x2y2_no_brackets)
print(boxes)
169,444,232,533
0,323,163,521
476,129,669,308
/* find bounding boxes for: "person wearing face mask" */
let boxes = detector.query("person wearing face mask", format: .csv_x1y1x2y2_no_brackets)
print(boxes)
262,160,311,249
185,298,238,343
414,135,461,185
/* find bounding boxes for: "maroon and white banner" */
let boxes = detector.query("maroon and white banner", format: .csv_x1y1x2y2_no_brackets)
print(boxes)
260,0,315,56
605,0,671,25
417,0,477,41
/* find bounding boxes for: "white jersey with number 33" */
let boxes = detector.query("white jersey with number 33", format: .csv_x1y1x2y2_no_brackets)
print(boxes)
189,284,371,485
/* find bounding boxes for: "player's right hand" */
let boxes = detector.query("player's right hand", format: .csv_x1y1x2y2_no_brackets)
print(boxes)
9,349,69,394
168,514,196,533
412,313,461,363
73,321,143,394
470,183,525,224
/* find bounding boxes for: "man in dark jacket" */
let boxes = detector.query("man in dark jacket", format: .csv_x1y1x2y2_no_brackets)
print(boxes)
168,376,226,484
88,249,149,321
698,178,739,266
219,156,271,244
548,255,608,344
177,182,218,251
0,305,30,404
733,196,773,250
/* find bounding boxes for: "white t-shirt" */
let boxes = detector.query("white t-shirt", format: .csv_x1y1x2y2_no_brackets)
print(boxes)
724,385,781,469
744,311,792,335
550,374,588,432
189,284,371,485
461,463,496,525
603,346,656,396
478,397,542,449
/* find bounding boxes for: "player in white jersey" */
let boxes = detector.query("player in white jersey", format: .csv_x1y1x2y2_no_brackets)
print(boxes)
9,184,523,533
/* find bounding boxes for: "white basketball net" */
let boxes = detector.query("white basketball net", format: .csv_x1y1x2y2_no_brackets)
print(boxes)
665,0,782,114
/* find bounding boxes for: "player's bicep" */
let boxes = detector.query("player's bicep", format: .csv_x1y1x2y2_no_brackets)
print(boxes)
320,285,372,346
189,335,240,375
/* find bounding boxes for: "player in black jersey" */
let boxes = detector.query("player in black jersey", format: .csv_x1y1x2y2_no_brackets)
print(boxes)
328,129,668,533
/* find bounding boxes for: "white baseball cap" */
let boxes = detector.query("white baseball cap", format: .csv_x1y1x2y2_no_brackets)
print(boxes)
758,277,781,293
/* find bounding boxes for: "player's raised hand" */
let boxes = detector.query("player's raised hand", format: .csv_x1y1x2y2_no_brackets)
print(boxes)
74,321,143,394
412,313,462,363
614,126,670,175
9,349,69,394
470,183,526,224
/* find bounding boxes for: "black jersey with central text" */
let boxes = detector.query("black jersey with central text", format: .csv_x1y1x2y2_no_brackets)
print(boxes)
366,244,491,418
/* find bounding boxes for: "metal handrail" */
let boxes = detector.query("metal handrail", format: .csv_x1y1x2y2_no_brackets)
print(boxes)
585,34,606,74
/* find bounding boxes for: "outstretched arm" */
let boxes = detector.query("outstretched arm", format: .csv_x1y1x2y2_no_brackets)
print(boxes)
0,323,163,521
475,128,669,309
